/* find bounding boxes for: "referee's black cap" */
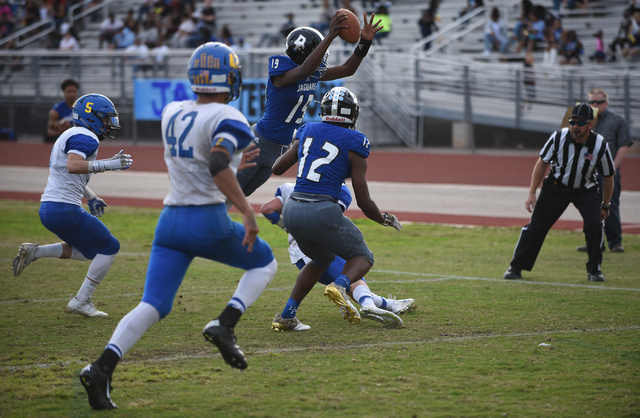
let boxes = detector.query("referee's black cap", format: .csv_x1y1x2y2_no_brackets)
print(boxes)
570,103,594,122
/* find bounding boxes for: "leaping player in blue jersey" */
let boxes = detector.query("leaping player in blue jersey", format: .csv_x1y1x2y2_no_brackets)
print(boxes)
262,182,415,330
269,86,405,329
234,11,382,199
12,94,132,318
78,42,277,410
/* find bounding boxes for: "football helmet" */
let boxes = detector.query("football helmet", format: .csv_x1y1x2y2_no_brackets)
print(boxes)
72,94,120,141
188,42,242,102
285,27,325,66
320,87,360,129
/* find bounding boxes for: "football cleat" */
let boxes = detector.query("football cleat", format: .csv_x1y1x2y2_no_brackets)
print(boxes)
324,283,360,324
386,296,416,315
67,297,108,317
360,305,403,327
203,319,247,370
271,313,311,331
79,363,118,410
12,242,38,276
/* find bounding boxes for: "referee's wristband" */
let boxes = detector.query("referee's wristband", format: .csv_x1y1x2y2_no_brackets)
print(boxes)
601,203,610,210
354,38,372,58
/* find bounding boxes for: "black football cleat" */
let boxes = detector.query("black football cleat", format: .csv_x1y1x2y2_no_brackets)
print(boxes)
79,363,118,410
203,319,247,370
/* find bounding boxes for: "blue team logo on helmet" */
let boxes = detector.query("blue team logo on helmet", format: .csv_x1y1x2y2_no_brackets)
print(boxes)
72,94,121,141
188,42,242,102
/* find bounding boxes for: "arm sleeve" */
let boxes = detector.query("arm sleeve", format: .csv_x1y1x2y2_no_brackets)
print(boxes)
212,118,254,154
64,134,99,159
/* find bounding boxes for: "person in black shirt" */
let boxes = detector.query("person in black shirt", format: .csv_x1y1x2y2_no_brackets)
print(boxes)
504,104,615,282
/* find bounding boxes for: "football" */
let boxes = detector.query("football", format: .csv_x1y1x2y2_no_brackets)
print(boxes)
338,9,360,44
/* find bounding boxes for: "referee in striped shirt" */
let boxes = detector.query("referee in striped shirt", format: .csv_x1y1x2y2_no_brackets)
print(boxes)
504,104,615,282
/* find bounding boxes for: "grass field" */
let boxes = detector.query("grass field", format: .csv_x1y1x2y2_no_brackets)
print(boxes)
1,200,639,417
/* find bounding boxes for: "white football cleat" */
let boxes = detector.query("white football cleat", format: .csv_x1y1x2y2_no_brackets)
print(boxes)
387,297,416,315
12,243,38,276
67,297,108,317
360,305,403,327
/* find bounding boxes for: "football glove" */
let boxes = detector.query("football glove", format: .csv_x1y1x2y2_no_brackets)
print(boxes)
382,212,403,231
88,150,133,173
88,197,107,217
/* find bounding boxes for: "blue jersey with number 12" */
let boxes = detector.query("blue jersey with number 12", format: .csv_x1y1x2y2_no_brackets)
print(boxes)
255,54,324,146
293,122,370,201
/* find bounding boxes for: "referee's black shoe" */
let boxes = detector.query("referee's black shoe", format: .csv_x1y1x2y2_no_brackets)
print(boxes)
588,271,606,282
503,267,522,280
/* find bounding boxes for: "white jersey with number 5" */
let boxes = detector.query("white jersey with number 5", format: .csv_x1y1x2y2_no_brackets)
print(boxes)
161,100,253,206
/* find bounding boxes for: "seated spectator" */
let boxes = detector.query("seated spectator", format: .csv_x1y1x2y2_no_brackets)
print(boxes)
257,13,296,47
233,36,251,52
483,7,508,55
591,30,606,63
196,0,216,41
111,25,135,49
22,0,40,27
99,13,124,49
513,0,533,45
51,0,66,29
553,0,589,11
610,8,634,61
558,29,583,64
173,13,197,48
152,38,169,71
459,0,483,18
311,0,336,36
543,17,562,63
516,10,545,54
126,36,152,77
139,19,159,48
373,5,392,44
621,11,640,60
137,0,153,23
219,24,234,47
59,27,80,51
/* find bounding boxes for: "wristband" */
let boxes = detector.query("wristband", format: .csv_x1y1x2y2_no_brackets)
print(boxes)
88,159,121,173
263,211,281,225
601,203,610,210
354,38,372,58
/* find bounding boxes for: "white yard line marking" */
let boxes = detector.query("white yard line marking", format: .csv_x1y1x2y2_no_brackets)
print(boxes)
2,325,638,372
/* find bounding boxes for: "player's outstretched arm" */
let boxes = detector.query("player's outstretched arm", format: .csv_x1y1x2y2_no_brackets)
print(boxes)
272,12,348,87
272,139,299,175
321,13,382,81
210,147,258,252
349,151,385,223
68,150,133,174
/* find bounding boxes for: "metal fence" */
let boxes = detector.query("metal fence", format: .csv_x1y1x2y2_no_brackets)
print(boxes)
1,48,638,146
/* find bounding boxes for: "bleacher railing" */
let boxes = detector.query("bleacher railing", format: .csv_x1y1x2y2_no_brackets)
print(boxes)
0,48,638,147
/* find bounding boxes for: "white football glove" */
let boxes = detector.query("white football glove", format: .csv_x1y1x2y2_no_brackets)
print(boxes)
88,197,107,217
88,150,133,173
382,212,403,231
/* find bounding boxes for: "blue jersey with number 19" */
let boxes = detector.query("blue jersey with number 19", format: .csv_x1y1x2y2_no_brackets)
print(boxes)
255,54,324,146
293,122,370,201
161,100,253,206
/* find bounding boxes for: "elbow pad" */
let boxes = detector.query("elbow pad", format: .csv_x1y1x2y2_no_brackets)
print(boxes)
209,151,231,177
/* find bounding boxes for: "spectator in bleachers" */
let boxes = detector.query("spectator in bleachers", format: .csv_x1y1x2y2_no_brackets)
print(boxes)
552,0,589,11
59,26,80,51
124,8,138,33
161,7,181,43
125,36,152,77
621,11,640,61
0,38,23,79
257,13,296,47
311,0,336,36
591,29,606,64
523,52,536,110
516,9,545,54
22,0,40,27
152,38,169,71
513,0,533,46
558,29,583,65
111,25,135,49
51,0,66,28
458,0,484,20
233,36,251,52
99,13,124,49
543,17,562,64
373,5,392,44
483,7,508,55
219,24,234,47
195,0,216,41
139,18,159,48
418,3,439,51
609,7,634,62
173,12,197,48
137,0,153,23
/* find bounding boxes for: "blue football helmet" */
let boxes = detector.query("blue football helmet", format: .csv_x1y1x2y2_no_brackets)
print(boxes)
72,94,121,141
320,87,360,129
188,42,242,102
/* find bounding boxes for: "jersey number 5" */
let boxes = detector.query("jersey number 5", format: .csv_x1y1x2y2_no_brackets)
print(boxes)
297,137,339,182
166,110,196,158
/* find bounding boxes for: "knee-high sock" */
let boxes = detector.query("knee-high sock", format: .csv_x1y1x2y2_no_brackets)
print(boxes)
106,302,160,358
34,243,63,259
76,253,115,301
352,284,375,307
227,258,277,313
69,247,89,261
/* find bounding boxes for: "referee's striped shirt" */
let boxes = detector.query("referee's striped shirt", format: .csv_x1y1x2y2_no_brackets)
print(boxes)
540,127,615,189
